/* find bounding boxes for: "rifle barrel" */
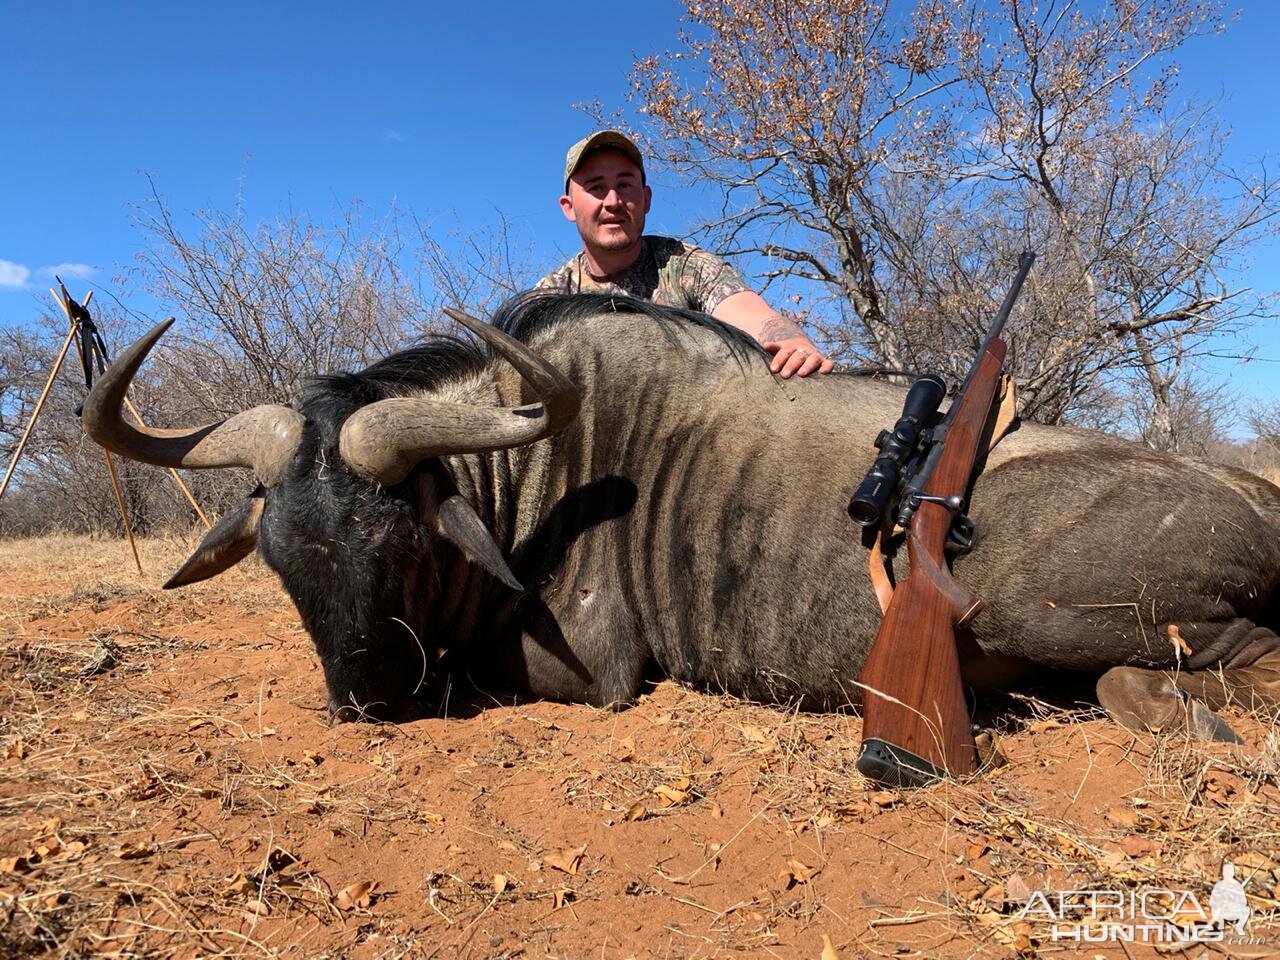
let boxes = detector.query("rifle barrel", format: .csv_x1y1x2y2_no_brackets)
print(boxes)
954,251,1036,405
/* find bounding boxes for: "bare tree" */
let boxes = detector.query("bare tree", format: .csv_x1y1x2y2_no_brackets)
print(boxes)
2,185,546,537
415,210,543,321
612,0,1279,427
132,180,418,414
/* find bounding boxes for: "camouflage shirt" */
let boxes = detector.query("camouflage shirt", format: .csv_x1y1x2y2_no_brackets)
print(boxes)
533,236,750,314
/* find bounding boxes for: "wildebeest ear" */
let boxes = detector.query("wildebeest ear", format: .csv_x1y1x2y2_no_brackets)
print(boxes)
164,486,265,589
436,494,523,592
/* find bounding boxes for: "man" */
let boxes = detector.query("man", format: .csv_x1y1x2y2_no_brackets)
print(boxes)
535,131,833,379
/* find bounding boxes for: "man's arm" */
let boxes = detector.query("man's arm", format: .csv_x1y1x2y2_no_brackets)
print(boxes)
711,290,834,379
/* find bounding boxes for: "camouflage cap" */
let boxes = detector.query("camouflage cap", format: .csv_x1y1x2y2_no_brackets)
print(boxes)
563,130,645,189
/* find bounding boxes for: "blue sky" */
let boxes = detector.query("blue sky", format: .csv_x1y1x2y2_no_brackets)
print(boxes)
1,1,1276,404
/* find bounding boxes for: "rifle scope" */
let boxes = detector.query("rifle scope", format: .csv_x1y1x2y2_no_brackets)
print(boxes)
848,373,946,528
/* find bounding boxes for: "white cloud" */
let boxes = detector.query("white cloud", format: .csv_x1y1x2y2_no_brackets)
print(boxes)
383,129,406,143
37,262,96,280
0,259,31,289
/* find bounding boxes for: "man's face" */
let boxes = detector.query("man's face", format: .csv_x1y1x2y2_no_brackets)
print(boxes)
559,148,651,257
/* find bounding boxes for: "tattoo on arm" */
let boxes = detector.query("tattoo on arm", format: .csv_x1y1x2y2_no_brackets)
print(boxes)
758,313,805,343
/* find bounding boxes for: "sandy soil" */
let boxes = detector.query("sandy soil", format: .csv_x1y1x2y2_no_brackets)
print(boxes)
1,536,1277,959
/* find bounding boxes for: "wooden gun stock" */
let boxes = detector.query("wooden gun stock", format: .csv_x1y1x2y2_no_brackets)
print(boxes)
856,341,1008,788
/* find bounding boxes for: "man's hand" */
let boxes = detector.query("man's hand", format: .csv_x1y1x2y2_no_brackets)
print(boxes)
758,315,834,379
711,291,834,379
762,335,834,378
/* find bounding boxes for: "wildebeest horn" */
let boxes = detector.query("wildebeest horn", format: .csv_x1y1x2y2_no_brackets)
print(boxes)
82,319,305,487
164,486,266,588
338,307,581,485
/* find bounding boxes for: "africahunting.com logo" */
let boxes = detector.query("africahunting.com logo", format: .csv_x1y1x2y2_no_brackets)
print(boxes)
1017,861,1267,945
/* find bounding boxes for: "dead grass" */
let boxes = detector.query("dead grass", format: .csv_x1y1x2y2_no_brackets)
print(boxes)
0,536,1278,958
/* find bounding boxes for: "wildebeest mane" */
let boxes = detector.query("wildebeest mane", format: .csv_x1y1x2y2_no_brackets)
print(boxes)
494,291,767,363
296,337,484,437
296,291,765,434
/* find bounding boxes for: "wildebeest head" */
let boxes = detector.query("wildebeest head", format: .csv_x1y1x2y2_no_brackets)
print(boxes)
83,310,580,721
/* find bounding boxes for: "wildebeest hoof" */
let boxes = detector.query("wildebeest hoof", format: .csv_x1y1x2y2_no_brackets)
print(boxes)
1097,667,1240,743
1187,699,1241,743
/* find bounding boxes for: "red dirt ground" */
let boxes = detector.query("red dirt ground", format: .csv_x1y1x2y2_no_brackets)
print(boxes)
1,537,1277,959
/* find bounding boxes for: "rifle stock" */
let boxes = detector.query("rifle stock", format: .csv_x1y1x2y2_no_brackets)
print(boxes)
856,341,1009,787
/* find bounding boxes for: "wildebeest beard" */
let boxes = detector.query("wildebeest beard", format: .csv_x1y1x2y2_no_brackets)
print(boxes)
254,342,499,722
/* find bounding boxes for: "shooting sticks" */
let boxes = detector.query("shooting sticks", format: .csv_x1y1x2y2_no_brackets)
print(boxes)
0,283,212,574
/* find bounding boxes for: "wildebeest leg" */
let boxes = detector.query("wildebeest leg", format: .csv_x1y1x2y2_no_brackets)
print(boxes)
475,589,651,708
1097,667,1241,742
1172,623,1280,710
1098,620,1280,740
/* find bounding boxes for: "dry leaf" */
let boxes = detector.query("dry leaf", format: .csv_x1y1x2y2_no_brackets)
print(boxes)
1026,718,1062,733
335,879,378,911
116,841,153,860
981,882,1004,904
1009,920,1034,956
0,856,29,874
60,841,86,860
613,737,635,762
1167,624,1192,657
778,857,819,889
243,898,271,918
623,802,647,822
867,790,898,808
552,888,574,909
966,842,988,861
543,844,587,875
5,739,26,761
788,858,817,882
739,723,768,743
1005,874,1033,903
1122,834,1159,858
1101,848,1126,870
1106,805,1139,828
222,870,256,896
709,800,723,818
302,749,324,766
1202,771,1238,806
493,873,508,895
654,784,690,807
821,933,840,960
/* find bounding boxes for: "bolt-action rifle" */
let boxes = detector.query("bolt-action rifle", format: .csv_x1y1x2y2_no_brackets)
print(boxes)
849,252,1036,788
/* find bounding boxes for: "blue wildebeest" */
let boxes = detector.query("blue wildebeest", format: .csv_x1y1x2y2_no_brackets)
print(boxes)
83,294,1280,735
